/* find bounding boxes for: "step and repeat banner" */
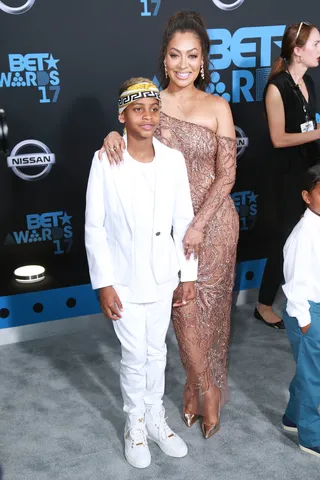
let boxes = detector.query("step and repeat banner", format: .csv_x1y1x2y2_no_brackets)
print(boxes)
0,0,319,329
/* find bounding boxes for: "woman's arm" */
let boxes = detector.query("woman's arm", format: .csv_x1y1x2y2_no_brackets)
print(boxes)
98,131,125,163
190,98,236,232
266,84,320,148
172,152,198,276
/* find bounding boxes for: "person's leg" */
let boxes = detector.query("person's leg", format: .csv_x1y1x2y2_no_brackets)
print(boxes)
258,170,305,324
257,234,286,325
113,302,151,468
172,265,233,430
172,292,203,416
282,307,303,426
172,283,228,436
144,296,172,411
296,303,320,451
258,240,284,307
144,295,188,458
113,302,147,417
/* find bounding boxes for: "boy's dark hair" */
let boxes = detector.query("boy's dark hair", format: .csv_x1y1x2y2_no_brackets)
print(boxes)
119,77,154,96
302,163,320,193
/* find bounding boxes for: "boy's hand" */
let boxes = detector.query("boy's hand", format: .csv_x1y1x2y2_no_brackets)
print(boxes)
99,286,123,320
301,323,311,334
173,281,196,307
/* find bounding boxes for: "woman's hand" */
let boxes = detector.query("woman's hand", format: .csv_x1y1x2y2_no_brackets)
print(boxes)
183,226,204,260
98,132,125,165
172,281,196,307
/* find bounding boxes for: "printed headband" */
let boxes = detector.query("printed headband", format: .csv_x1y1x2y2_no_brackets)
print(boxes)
118,82,161,114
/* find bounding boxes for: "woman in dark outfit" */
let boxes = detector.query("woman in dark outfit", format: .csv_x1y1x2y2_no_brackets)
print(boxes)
255,22,320,328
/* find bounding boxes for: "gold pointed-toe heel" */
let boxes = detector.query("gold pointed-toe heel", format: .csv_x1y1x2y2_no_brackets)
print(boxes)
183,410,200,428
201,419,220,439
183,384,200,427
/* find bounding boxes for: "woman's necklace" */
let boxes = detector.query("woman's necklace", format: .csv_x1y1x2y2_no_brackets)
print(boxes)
287,68,304,87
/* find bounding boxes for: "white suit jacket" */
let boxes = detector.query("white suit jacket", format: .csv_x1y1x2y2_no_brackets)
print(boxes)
85,136,197,290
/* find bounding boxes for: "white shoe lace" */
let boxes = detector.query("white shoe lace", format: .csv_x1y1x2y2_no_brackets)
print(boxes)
158,410,174,442
128,428,147,448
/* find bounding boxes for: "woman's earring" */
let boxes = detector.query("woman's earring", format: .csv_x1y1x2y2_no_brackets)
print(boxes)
164,62,168,79
201,62,205,80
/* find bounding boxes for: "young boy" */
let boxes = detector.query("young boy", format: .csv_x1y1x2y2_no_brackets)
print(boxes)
85,78,197,468
282,163,320,457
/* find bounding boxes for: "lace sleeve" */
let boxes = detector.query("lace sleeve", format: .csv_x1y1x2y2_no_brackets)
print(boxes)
191,135,236,231
154,124,172,148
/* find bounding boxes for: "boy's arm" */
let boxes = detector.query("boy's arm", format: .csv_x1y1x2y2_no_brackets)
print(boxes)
172,151,198,282
282,233,312,328
85,152,115,290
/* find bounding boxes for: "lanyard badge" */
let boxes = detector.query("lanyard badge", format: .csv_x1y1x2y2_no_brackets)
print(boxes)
286,71,316,132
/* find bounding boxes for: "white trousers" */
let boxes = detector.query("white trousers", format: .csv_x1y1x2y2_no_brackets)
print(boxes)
113,296,173,417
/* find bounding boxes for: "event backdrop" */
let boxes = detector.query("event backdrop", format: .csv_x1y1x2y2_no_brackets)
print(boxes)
0,0,319,329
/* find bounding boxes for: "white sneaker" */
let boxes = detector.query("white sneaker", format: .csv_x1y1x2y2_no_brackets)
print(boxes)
124,416,151,469
145,407,188,458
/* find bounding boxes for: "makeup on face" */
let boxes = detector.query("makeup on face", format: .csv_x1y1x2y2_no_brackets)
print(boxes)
165,31,202,86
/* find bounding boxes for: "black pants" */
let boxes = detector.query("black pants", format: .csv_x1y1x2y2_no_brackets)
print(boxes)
258,168,305,306
258,239,285,305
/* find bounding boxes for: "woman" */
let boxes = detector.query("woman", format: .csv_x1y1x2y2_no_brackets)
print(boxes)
102,11,239,438
255,22,320,328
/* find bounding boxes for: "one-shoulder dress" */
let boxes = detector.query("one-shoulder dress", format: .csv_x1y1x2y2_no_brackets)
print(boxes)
155,112,239,410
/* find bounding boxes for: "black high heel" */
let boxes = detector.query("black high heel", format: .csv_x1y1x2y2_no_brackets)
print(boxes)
254,308,285,329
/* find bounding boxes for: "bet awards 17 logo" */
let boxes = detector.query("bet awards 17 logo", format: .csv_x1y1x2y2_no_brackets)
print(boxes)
208,25,285,103
232,190,258,231
212,0,244,10
5,211,73,256
0,0,35,14
0,53,60,104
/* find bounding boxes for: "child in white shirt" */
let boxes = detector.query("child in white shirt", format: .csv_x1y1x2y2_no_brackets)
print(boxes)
282,163,320,457
85,78,197,468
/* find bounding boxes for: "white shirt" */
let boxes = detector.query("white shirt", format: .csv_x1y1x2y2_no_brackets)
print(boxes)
115,153,178,303
283,208,320,327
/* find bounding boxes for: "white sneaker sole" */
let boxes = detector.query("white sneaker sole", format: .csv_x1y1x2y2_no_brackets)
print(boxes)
124,453,151,469
148,436,188,458
299,445,320,457
282,423,298,433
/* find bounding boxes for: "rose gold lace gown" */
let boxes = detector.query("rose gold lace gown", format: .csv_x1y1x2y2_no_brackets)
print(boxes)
155,112,239,412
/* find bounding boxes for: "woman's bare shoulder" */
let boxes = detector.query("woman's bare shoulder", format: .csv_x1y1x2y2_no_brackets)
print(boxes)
201,94,232,128
195,91,230,110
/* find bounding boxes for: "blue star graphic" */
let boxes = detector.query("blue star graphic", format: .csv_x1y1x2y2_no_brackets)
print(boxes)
248,192,257,204
60,212,72,225
44,54,60,70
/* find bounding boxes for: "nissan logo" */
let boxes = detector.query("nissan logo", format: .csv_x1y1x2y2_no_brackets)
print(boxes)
0,0,36,15
235,126,249,159
7,139,56,181
212,0,244,11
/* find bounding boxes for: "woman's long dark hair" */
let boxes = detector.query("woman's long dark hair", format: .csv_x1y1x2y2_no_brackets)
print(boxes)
269,22,316,81
159,11,211,91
